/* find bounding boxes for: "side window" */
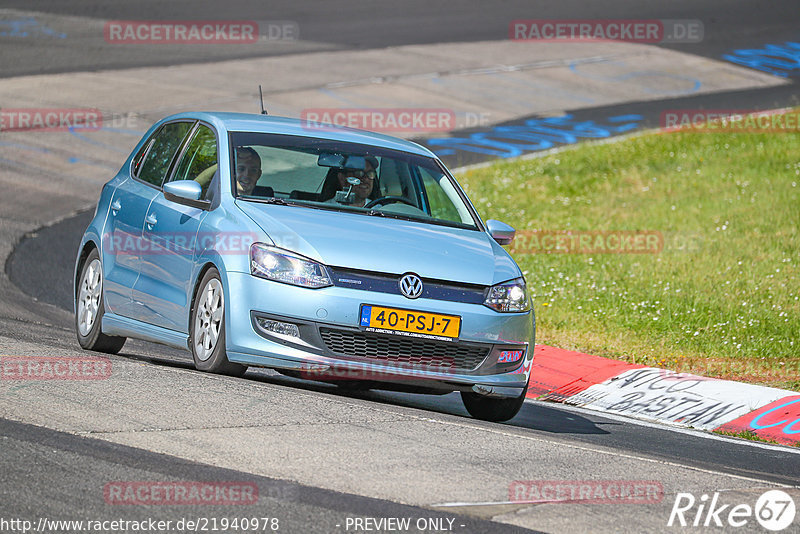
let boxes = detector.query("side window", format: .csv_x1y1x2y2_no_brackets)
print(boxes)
137,122,193,186
171,124,218,199
131,138,153,178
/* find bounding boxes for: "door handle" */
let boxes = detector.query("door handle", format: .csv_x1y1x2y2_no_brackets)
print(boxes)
111,200,121,215
145,213,157,228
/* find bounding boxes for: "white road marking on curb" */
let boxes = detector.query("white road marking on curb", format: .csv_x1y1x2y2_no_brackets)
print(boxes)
567,367,796,430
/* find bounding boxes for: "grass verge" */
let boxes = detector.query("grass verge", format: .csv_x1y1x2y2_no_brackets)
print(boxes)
713,429,782,446
457,113,799,390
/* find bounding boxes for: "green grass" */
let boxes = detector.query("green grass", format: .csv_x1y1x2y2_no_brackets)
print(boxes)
457,116,800,390
713,429,782,445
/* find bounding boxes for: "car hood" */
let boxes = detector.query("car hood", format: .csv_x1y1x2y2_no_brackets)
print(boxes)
236,201,520,286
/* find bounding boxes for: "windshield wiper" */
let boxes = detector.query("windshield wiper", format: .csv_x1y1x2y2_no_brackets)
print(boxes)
365,209,388,217
243,196,290,205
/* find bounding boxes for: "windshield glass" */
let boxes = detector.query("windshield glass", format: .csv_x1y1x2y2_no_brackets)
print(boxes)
228,132,479,230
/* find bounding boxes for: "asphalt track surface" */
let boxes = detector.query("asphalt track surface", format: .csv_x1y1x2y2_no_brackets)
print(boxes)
1,0,798,76
0,418,533,534
6,210,800,488
2,1,800,532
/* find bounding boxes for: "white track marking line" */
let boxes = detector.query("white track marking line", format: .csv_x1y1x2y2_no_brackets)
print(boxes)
82,367,800,482
407,415,797,488
525,398,800,456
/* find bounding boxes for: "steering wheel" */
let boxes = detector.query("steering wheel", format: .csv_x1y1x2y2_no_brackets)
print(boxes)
364,196,417,209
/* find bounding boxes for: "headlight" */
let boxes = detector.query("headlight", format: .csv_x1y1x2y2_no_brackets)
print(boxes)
250,243,332,288
483,277,530,312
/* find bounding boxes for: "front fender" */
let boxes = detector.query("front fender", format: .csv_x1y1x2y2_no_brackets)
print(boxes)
188,202,271,335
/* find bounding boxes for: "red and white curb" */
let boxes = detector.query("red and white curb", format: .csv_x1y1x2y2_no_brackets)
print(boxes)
526,345,800,446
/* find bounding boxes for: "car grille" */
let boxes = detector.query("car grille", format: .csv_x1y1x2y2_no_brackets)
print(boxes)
327,267,487,304
318,328,490,372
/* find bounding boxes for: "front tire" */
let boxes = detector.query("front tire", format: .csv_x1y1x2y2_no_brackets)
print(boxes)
461,383,528,422
75,249,126,354
190,268,247,377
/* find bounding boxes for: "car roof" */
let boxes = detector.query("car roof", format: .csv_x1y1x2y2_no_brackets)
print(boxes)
161,111,438,158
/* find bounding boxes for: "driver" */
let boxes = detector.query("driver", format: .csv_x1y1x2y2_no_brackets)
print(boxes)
323,156,379,207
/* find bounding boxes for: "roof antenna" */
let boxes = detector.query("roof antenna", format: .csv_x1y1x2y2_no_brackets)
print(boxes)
258,85,268,115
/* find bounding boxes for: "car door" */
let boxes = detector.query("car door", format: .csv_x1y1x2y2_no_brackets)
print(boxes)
133,122,218,332
103,120,194,317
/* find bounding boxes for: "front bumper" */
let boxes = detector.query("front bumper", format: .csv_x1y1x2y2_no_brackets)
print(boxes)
224,272,535,398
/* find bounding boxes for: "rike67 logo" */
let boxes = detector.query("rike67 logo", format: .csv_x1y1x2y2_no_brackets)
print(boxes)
668,490,796,531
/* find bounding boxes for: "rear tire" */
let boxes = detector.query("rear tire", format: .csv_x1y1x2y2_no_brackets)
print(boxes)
190,268,247,377
461,383,528,422
75,249,126,354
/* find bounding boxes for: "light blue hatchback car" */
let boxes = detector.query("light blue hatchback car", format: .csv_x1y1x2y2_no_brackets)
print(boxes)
74,112,535,421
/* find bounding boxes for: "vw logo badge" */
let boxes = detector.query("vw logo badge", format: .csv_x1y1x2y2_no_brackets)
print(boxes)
399,273,423,299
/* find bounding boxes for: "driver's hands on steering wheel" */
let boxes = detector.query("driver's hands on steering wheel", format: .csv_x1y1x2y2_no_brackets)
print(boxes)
364,196,417,209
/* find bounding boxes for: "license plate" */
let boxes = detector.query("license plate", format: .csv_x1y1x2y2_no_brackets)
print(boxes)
359,305,461,340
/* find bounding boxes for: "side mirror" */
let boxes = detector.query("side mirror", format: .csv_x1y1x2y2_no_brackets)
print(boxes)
163,180,210,210
486,219,515,245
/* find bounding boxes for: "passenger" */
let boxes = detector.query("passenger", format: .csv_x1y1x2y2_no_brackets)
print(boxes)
231,146,261,196
319,156,380,207
195,146,262,197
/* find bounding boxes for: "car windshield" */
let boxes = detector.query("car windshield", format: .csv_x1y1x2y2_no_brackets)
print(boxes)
229,132,479,230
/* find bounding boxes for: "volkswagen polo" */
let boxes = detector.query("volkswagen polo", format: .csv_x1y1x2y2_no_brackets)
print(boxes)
74,112,535,421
